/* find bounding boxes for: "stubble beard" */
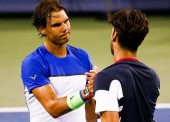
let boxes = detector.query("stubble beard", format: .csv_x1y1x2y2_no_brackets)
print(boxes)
53,39,69,46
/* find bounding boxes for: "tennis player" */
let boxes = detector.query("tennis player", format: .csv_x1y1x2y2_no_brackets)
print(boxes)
94,9,160,122
21,0,98,122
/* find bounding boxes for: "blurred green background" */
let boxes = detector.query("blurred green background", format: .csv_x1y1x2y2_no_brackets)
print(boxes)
0,15,170,107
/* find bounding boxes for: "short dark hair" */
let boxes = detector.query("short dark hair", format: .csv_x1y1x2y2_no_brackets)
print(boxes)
32,0,67,36
108,9,149,51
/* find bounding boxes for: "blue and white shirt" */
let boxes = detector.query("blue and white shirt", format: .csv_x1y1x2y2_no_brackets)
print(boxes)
21,44,93,122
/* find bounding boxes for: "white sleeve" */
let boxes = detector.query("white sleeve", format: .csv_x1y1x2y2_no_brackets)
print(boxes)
94,80,123,113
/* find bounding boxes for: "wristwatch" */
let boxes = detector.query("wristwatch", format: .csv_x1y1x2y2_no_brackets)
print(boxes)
82,87,93,100
83,87,90,96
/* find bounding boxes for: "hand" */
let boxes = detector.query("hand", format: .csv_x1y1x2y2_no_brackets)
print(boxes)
85,66,99,96
85,66,99,82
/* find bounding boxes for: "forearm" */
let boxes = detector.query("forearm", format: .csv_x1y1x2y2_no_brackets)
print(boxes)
45,97,71,118
85,98,98,122
100,111,119,122
44,91,88,118
33,85,72,118
34,86,92,118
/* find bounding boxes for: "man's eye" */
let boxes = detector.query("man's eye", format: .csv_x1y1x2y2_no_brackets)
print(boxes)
65,19,69,23
52,23,61,27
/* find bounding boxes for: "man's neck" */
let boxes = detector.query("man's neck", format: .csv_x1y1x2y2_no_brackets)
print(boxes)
114,49,137,63
44,42,67,57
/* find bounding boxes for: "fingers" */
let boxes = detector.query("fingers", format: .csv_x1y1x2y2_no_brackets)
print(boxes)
93,66,99,73
85,66,99,81
86,82,94,96
88,66,99,74
85,66,99,96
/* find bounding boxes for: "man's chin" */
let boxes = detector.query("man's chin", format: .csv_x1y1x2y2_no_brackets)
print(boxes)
60,39,69,45
52,39,69,46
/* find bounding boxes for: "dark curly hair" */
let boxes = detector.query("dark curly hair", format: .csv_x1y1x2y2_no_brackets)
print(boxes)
32,0,67,37
108,9,149,52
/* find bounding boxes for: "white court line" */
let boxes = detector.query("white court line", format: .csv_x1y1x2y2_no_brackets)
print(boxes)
0,107,28,112
156,103,170,109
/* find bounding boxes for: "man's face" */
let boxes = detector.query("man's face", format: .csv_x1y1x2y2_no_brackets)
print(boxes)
43,10,71,45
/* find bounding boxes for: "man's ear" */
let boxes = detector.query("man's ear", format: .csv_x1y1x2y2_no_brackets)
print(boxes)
112,31,117,42
39,28,46,35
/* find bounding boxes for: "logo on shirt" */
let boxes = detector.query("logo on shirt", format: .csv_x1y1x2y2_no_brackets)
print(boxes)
30,74,37,80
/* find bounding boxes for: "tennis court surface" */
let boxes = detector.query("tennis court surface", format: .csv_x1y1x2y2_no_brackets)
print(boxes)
0,104,169,122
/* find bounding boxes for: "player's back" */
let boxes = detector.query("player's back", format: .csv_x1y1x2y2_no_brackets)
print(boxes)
100,60,160,122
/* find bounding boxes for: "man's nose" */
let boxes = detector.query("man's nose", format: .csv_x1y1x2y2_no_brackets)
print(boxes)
62,23,67,30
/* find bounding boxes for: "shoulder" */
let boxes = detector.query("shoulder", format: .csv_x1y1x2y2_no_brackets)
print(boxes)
67,44,93,70
67,45,90,56
102,63,131,75
96,62,136,85
67,44,92,62
22,46,47,67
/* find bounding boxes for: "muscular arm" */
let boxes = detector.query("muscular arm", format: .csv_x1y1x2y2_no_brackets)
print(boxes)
31,65,99,119
85,66,99,122
32,84,71,118
85,98,98,122
100,111,119,122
